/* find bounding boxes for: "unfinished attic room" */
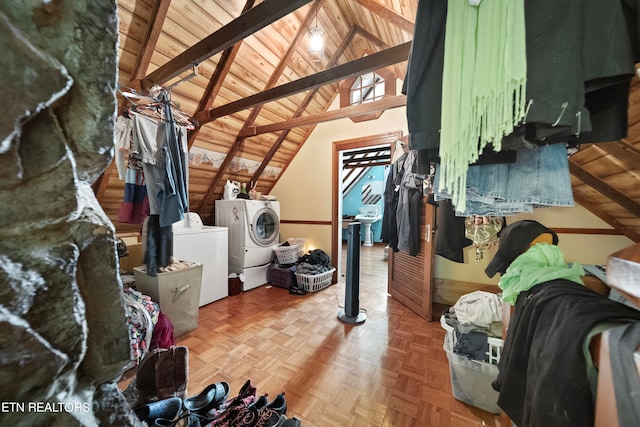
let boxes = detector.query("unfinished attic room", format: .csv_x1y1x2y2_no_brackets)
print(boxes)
4,0,640,426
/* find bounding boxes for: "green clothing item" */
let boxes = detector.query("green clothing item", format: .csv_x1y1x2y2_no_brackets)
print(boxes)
499,243,585,305
439,0,527,210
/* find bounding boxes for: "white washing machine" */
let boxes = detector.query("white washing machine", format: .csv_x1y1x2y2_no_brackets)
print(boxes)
215,199,280,291
143,213,229,306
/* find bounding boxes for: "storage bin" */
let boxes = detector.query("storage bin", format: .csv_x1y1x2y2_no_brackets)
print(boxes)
295,267,335,293
134,263,202,337
273,244,302,265
440,315,502,414
267,264,297,289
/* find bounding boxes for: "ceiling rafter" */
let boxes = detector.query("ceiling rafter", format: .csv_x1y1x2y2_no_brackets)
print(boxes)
127,0,313,90
240,95,406,137
248,26,358,187
354,0,415,34
595,140,640,171
198,0,327,216
187,0,257,150
195,41,411,123
569,160,640,217
571,192,640,242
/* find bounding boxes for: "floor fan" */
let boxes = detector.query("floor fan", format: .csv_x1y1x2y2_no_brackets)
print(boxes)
338,222,366,324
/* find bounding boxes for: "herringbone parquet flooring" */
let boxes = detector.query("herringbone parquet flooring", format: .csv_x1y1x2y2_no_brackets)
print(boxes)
177,244,501,427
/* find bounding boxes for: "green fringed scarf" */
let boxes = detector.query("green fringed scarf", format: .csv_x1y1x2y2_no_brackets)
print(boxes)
439,0,527,211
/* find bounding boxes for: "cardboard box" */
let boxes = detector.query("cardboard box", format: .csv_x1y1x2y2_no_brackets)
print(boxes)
134,263,203,337
118,235,143,274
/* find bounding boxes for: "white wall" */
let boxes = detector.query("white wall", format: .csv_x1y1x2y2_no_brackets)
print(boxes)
271,89,634,283
271,88,408,254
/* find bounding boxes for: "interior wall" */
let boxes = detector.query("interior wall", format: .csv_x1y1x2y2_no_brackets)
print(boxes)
437,204,634,286
271,81,408,257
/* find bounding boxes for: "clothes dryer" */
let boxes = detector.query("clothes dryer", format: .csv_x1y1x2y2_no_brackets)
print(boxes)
215,199,280,291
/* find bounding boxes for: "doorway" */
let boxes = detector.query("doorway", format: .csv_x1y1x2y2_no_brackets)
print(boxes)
331,131,402,284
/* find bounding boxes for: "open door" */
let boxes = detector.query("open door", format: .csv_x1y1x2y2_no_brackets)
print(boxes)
388,201,435,321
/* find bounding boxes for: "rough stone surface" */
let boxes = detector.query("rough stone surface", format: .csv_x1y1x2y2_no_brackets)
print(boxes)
0,1,142,425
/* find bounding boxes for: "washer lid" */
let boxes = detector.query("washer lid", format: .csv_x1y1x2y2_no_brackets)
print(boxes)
173,212,204,230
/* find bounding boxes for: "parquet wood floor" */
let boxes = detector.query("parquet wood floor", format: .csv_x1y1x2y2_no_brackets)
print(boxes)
176,244,501,426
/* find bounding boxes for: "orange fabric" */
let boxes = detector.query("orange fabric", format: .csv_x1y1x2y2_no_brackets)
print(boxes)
526,233,555,250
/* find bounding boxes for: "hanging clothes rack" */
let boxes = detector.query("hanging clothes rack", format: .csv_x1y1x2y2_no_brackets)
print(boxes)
118,85,198,130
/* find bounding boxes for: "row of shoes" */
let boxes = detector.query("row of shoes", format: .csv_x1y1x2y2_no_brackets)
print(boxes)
133,379,300,427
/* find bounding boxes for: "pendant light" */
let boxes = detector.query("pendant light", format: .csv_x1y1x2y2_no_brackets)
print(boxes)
308,0,324,62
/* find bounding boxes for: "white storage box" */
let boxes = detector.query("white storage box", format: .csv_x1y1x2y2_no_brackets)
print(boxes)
441,315,502,414
134,263,203,337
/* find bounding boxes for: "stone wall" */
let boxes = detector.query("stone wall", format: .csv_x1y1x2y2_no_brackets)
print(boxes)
0,1,140,425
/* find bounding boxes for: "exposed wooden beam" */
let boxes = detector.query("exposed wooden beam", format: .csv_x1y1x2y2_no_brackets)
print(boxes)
196,41,412,124
354,0,415,34
597,140,640,171
569,160,640,217
132,0,172,80
248,26,358,188
187,0,256,150
572,192,640,242
128,0,313,90
240,95,406,137
198,1,326,218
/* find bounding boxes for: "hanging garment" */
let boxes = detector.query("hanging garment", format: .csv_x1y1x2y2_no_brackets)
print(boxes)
143,214,173,277
403,0,518,174
118,168,150,224
609,322,640,426
115,115,133,180
431,196,471,263
439,0,527,211
464,216,504,262
395,151,423,256
132,111,189,227
433,142,574,216
493,280,640,427
501,0,638,150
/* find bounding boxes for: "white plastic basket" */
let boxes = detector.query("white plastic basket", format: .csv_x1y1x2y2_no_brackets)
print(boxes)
440,315,502,414
274,244,301,264
295,268,335,293
440,315,503,366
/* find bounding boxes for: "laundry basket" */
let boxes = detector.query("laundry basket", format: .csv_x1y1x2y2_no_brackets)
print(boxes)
295,268,335,293
440,315,502,414
273,245,303,265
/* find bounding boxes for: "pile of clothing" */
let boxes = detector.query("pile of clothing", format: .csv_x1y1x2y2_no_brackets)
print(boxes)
443,290,502,363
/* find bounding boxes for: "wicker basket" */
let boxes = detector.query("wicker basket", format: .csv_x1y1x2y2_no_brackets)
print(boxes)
295,268,335,293
274,244,301,264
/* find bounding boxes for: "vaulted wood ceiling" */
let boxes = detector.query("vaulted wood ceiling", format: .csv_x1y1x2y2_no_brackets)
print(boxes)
101,0,640,242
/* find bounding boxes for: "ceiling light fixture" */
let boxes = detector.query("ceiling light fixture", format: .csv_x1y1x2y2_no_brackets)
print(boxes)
308,1,324,62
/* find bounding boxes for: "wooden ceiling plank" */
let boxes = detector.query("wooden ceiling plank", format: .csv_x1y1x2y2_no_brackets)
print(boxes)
132,0,173,80
196,41,412,123
129,0,313,90
247,27,358,186
241,95,406,137
569,160,640,218
197,1,325,216
354,0,415,34
187,0,257,150
599,140,640,171
572,193,640,242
